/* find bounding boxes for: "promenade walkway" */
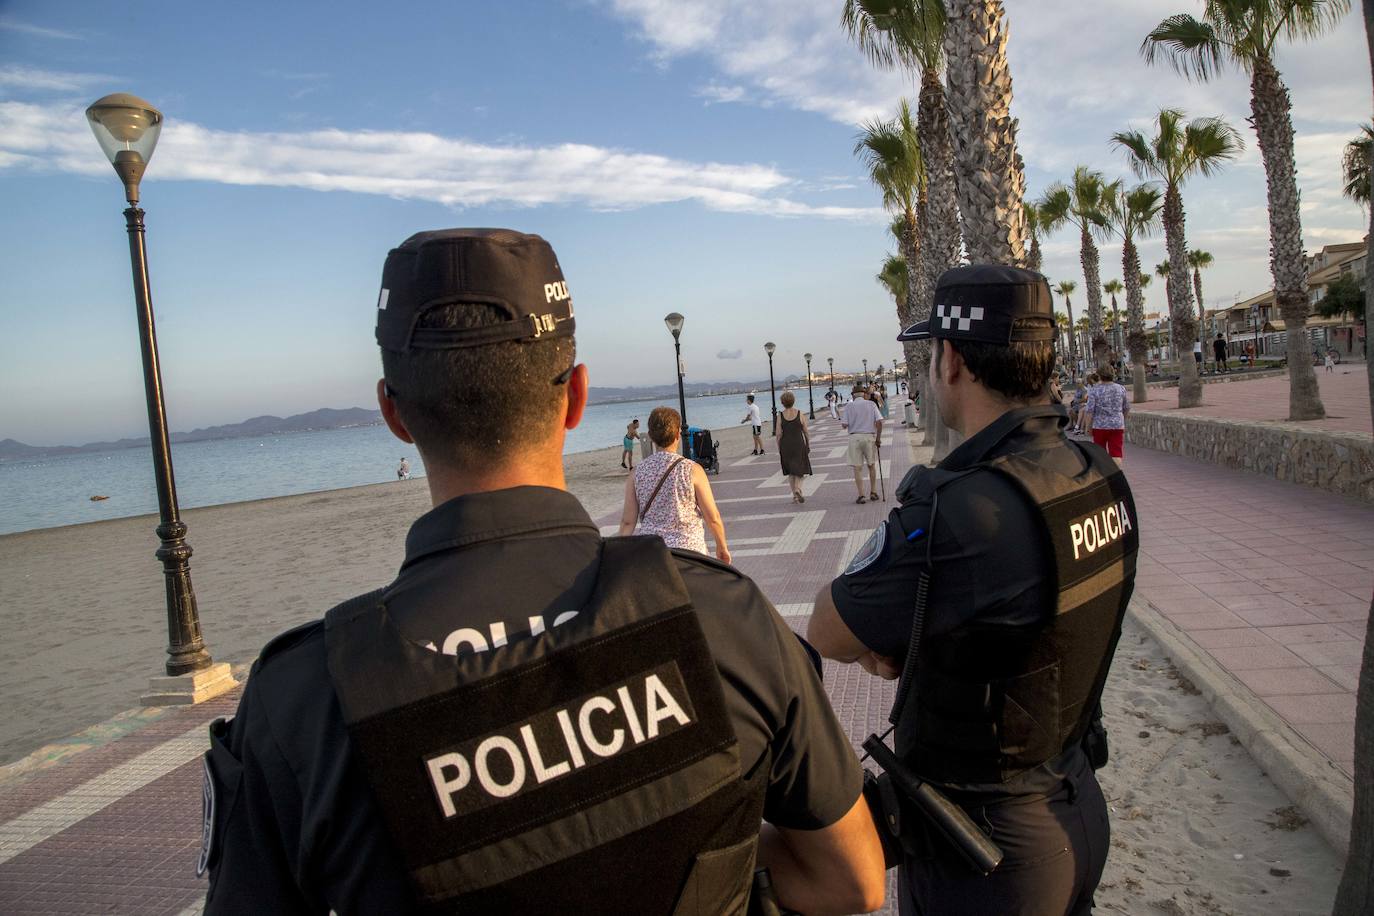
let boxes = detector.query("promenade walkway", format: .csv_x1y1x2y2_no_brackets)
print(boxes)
1133,362,1370,435
0,395,1364,912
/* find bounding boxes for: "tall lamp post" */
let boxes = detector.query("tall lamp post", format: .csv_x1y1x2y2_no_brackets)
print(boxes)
764,342,778,436
803,352,815,419
664,312,687,427
862,358,869,385
86,93,233,704
827,357,835,395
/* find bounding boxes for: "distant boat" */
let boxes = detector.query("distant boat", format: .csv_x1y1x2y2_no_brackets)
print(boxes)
89,495,110,501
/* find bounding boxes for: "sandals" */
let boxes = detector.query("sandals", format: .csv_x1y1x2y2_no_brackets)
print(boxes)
855,496,867,504
869,492,880,501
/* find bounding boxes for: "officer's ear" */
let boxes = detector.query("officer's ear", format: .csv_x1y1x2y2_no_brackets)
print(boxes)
377,379,415,444
563,364,589,430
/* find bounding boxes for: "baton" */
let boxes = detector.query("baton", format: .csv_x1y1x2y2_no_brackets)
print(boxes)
862,735,1003,875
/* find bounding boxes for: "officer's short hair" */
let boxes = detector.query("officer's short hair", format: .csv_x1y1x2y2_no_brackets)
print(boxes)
937,316,1057,401
648,406,682,448
780,391,795,408
381,303,572,469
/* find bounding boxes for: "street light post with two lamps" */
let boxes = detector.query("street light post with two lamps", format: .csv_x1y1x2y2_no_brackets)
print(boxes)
85,93,234,704
664,312,687,428
803,353,815,420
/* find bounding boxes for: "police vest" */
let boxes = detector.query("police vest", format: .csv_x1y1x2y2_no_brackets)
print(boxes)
324,537,765,914
894,441,1138,786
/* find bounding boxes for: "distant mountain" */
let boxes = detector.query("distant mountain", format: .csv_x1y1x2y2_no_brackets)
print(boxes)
0,407,384,462
587,380,782,404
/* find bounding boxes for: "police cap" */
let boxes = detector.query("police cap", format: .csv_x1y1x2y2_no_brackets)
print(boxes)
897,264,1055,345
375,228,575,352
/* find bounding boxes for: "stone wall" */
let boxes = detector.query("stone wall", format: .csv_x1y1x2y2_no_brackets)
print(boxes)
1127,413,1374,504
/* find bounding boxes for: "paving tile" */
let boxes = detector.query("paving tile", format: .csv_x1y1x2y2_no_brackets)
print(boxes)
1232,667,1345,697
1229,605,1322,627
1286,639,1366,668
1304,603,1370,623
1291,723,1356,767
1204,644,1307,670
1259,623,1358,645
1264,693,1358,725
1317,665,1362,692
1335,621,1372,640
1163,609,1250,631
1188,628,1277,649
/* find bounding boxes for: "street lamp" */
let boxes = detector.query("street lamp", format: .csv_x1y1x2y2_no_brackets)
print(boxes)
803,352,815,419
827,357,835,395
862,358,869,385
664,312,687,427
764,342,778,436
86,93,233,703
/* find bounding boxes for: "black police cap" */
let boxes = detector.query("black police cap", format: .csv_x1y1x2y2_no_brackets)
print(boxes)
375,228,575,352
897,264,1055,345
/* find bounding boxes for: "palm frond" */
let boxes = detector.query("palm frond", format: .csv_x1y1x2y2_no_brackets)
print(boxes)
1111,129,1159,181
1271,0,1352,47
1037,185,1073,233
1184,117,1244,177
1123,184,1164,239
841,0,945,74
1342,124,1373,206
1142,14,1227,81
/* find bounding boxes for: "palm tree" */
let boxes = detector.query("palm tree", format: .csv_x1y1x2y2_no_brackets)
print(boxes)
1113,109,1243,408
1024,200,1045,273
1344,124,1373,208
1074,315,1092,366
1103,279,1125,356
1040,168,1117,367
1104,184,1164,402
1053,280,1079,364
941,0,1028,264
878,254,911,307
854,100,925,335
1143,0,1347,420
1055,310,1071,358
844,0,960,310
1188,249,1215,357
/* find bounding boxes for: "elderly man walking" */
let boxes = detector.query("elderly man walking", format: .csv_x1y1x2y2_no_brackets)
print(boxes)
840,386,882,504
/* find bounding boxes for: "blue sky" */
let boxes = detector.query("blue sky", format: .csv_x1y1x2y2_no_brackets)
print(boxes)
0,0,1368,445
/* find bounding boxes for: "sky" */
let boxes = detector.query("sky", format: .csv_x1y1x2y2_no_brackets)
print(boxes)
0,0,1369,445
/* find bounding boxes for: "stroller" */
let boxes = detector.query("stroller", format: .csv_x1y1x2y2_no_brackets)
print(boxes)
684,426,721,475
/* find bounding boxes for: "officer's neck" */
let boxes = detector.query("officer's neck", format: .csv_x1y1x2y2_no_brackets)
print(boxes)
421,452,568,506
952,385,1049,441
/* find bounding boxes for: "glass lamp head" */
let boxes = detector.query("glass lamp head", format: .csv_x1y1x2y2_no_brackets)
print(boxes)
663,312,685,338
86,93,163,204
764,341,776,356
804,352,812,363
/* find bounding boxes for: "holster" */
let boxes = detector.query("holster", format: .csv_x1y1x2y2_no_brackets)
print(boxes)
862,769,917,869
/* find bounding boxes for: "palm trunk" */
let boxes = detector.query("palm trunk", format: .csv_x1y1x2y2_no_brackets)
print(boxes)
1332,9,1374,912
942,0,1028,265
1028,235,1042,273
1110,296,1121,357
1123,237,1149,402
915,69,959,455
1250,52,1325,420
1163,185,1201,406
1081,225,1107,367
1193,266,1207,361
1064,297,1078,365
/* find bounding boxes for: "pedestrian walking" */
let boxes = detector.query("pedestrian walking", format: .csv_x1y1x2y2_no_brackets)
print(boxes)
841,385,882,504
1084,365,1130,465
396,457,410,480
1212,334,1228,373
776,391,812,503
1324,350,1335,373
621,406,731,563
742,394,765,455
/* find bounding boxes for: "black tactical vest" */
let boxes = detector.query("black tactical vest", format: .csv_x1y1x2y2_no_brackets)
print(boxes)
894,442,1138,786
325,536,765,914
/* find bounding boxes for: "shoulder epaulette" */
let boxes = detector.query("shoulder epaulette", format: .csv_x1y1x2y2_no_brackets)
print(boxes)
669,548,745,579
254,618,325,668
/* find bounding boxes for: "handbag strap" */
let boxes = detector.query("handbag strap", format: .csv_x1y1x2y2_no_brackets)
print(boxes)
640,456,686,521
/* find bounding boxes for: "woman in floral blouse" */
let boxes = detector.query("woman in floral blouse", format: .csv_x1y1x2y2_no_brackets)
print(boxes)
1084,366,1130,465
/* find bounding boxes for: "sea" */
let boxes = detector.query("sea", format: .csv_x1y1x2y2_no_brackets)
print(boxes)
0,391,807,536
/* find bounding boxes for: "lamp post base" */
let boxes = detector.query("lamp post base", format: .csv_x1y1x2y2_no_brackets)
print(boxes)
141,662,237,706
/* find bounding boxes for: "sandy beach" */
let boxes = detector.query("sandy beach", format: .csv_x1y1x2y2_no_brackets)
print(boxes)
0,413,1347,912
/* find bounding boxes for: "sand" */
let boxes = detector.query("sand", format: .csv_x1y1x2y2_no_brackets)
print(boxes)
0,417,1346,912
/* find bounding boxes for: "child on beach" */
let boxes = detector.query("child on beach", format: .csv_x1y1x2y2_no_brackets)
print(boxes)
620,418,639,469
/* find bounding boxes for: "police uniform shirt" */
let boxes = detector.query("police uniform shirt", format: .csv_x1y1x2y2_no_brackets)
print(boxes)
204,486,861,914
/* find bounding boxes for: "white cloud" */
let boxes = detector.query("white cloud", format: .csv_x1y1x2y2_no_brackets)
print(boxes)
0,65,107,92
0,18,83,41
717,348,743,359
695,82,748,105
0,101,880,220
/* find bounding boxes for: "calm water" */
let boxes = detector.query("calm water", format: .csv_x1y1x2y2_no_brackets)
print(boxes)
0,390,809,535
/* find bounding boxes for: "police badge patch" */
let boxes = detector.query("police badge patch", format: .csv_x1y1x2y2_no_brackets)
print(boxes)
197,756,215,877
844,523,887,576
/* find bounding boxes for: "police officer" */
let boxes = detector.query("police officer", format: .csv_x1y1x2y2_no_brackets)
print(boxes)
199,229,884,915
808,265,1138,915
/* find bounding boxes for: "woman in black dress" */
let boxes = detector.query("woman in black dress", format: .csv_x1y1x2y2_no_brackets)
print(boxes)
775,390,812,503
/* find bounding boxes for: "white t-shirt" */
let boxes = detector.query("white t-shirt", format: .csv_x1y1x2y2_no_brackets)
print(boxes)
841,398,881,436
745,403,762,426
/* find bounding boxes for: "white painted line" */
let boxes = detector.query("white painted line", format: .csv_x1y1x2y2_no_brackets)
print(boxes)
732,512,825,557
0,725,209,866
775,603,815,618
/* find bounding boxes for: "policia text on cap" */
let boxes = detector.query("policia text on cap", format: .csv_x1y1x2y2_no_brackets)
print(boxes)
198,229,886,915
809,265,1139,916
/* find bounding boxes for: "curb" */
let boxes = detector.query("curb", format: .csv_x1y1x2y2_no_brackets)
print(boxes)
1127,597,1354,857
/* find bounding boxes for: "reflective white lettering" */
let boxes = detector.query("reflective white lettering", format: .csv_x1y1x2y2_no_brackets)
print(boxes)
1118,501,1133,532
427,752,470,819
579,696,624,757
617,685,646,744
489,622,508,649
1070,522,1084,560
556,709,586,769
643,674,691,738
528,615,546,637
520,724,570,783
1083,517,1099,553
552,610,579,628
544,280,570,303
1105,507,1119,540
474,736,525,798
442,628,489,655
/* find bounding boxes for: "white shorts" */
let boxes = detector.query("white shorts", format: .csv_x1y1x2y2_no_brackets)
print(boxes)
847,434,876,467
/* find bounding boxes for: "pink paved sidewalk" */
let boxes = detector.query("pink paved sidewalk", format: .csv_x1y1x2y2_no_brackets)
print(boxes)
1132,363,1371,436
